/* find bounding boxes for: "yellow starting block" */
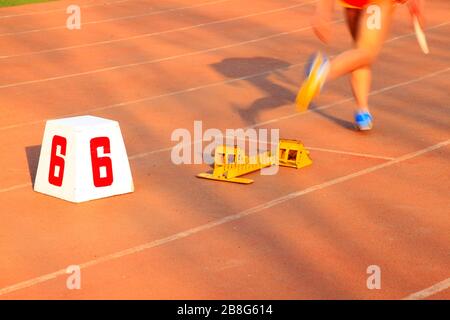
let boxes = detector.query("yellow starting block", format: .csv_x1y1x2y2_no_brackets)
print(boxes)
197,139,312,184
197,145,276,184
278,139,312,169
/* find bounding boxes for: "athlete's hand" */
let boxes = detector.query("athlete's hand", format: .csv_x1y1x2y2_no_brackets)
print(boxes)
312,13,332,44
407,0,425,27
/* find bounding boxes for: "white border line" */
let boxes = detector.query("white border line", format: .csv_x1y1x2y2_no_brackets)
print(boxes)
0,139,448,297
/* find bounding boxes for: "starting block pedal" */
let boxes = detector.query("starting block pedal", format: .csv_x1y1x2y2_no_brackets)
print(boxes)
34,115,134,203
197,139,312,184
278,139,312,169
197,145,276,184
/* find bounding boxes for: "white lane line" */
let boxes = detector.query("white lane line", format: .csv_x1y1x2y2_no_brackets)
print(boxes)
0,19,445,118
249,67,450,129
0,0,307,37
0,26,447,191
306,147,396,160
183,135,396,161
0,0,231,36
0,1,317,60
0,66,448,194
0,138,448,297
140,135,397,161
0,183,32,193
7,2,446,61
128,66,450,161
0,52,315,131
0,6,321,90
0,0,132,19
403,278,450,300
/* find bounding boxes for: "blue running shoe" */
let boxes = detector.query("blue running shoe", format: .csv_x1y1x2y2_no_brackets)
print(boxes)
354,111,373,131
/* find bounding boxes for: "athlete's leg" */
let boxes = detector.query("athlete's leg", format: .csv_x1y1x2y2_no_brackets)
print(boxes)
345,7,361,40
295,1,395,113
327,0,395,80
345,7,371,111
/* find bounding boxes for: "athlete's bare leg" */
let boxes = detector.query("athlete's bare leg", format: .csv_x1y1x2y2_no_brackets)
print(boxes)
327,0,395,81
345,7,371,112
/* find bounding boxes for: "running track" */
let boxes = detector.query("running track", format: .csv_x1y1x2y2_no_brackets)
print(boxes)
0,0,448,299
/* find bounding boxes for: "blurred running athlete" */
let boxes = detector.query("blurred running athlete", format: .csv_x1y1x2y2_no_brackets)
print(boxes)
296,0,425,130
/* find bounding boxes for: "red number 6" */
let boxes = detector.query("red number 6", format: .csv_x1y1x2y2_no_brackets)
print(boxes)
48,135,67,187
90,137,114,187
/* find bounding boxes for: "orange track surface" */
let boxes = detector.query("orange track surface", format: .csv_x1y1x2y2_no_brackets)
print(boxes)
0,0,449,299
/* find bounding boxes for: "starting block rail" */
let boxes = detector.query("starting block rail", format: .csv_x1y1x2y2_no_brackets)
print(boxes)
197,139,312,184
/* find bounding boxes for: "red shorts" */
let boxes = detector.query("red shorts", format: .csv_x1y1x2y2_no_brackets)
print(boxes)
340,0,370,9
